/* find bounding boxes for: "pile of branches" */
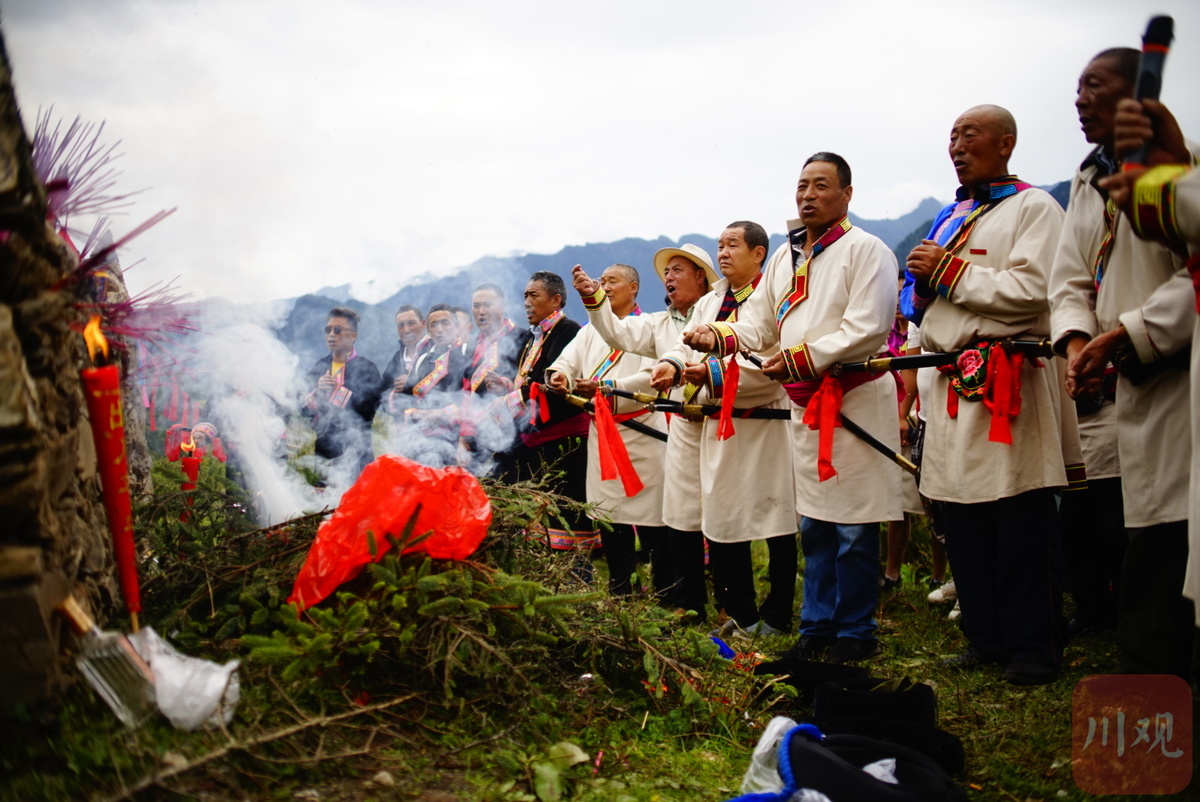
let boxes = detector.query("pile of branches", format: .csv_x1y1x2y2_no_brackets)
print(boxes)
4,462,789,800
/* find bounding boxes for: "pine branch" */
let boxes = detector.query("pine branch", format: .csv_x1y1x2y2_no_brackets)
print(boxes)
100,694,420,802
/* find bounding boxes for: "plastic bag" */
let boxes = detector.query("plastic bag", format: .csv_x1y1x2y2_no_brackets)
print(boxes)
288,455,492,611
740,716,799,794
128,626,240,731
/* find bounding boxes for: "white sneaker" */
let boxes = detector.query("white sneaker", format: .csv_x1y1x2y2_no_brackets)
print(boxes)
927,580,957,604
947,601,961,620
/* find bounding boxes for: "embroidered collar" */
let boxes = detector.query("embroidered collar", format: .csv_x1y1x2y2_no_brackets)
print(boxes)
478,318,516,344
956,176,1029,203
731,272,762,304
531,308,564,335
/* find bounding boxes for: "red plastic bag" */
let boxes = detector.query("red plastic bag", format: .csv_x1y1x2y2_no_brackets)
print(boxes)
288,455,492,611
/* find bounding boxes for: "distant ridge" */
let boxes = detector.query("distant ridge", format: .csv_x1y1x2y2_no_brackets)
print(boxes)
282,185,1067,369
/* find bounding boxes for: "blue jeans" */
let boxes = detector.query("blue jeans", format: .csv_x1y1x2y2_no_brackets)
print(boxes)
799,517,879,640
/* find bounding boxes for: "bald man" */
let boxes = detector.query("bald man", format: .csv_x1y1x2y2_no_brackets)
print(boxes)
900,105,1069,685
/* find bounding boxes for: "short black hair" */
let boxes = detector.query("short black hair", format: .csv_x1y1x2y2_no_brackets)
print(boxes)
1091,47,1140,86
474,283,505,301
529,271,566,308
427,303,455,317
804,152,852,189
327,307,360,331
395,303,424,322
725,221,770,267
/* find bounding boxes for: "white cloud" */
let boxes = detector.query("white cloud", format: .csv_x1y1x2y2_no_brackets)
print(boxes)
5,0,1198,302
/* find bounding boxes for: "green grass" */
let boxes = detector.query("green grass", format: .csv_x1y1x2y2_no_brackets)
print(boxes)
4,481,1196,801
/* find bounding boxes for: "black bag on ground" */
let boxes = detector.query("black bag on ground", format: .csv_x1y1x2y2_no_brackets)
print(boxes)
726,724,969,801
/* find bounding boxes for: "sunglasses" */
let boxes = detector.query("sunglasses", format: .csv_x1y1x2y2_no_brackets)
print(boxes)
324,325,353,335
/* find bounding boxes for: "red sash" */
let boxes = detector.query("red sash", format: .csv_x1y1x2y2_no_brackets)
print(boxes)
786,371,885,482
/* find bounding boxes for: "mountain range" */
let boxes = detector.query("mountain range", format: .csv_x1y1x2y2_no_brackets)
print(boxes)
274,184,1068,371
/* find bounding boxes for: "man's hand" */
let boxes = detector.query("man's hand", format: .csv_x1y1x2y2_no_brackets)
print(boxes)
650,362,678,393
545,371,570,394
393,374,408,392
574,378,599,397
1111,98,1190,166
572,264,599,297
898,416,910,448
906,240,947,287
317,373,336,393
682,326,718,353
483,372,513,395
760,352,790,382
1098,169,1142,217
680,362,708,388
1066,328,1126,399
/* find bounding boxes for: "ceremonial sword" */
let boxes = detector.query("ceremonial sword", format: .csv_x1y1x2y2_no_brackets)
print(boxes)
834,337,1055,374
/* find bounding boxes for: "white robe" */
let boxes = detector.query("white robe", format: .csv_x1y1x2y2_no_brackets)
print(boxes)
1050,158,1195,527
917,188,1069,504
659,278,797,542
546,321,667,526
1160,168,1200,620
715,224,903,524
585,305,704,532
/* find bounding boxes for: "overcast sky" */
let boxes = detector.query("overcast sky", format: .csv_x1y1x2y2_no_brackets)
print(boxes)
3,0,1197,304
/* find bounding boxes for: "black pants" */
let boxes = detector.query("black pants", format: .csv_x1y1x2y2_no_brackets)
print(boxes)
668,528,707,621
601,523,639,596
1059,477,1125,629
941,488,1067,666
708,533,799,631
637,525,675,604
603,524,674,599
1117,520,1194,678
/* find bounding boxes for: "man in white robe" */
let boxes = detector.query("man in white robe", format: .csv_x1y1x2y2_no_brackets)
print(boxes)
684,154,899,662
652,222,799,637
546,264,670,599
1050,53,1196,678
1099,96,1200,648
900,107,1069,685
571,245,717,620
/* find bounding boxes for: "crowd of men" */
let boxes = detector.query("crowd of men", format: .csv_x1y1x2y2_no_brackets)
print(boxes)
299,46,1200,688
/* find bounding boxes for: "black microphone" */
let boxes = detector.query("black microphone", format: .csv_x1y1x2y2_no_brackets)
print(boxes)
1124,15,1174,170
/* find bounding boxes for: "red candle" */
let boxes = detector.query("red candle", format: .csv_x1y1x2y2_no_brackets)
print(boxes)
179,448,200,522
81,317,141,630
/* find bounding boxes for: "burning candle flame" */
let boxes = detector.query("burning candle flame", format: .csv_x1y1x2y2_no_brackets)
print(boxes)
83,315,109,362
181,436,196,455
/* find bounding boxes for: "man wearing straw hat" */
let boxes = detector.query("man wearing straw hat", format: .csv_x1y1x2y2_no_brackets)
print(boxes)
572,243,716,620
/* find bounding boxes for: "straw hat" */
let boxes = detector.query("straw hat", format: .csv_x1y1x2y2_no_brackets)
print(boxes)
652,243,718,286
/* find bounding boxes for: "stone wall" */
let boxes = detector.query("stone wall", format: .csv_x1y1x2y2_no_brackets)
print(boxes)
0,31,118,714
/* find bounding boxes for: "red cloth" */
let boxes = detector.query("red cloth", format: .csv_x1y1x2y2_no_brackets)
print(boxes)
785,368,882,407
983,346,1024,445
801,374,844,482
716,357,740,441
528,381,550,425
520,413,591,448
591,389,644,496
289,455,492,612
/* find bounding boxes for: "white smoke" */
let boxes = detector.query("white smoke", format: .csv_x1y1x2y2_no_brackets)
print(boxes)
182,309,520,525
185,310,337,524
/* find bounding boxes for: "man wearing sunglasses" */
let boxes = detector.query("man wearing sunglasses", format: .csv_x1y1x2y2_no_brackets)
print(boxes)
302,307,384,481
